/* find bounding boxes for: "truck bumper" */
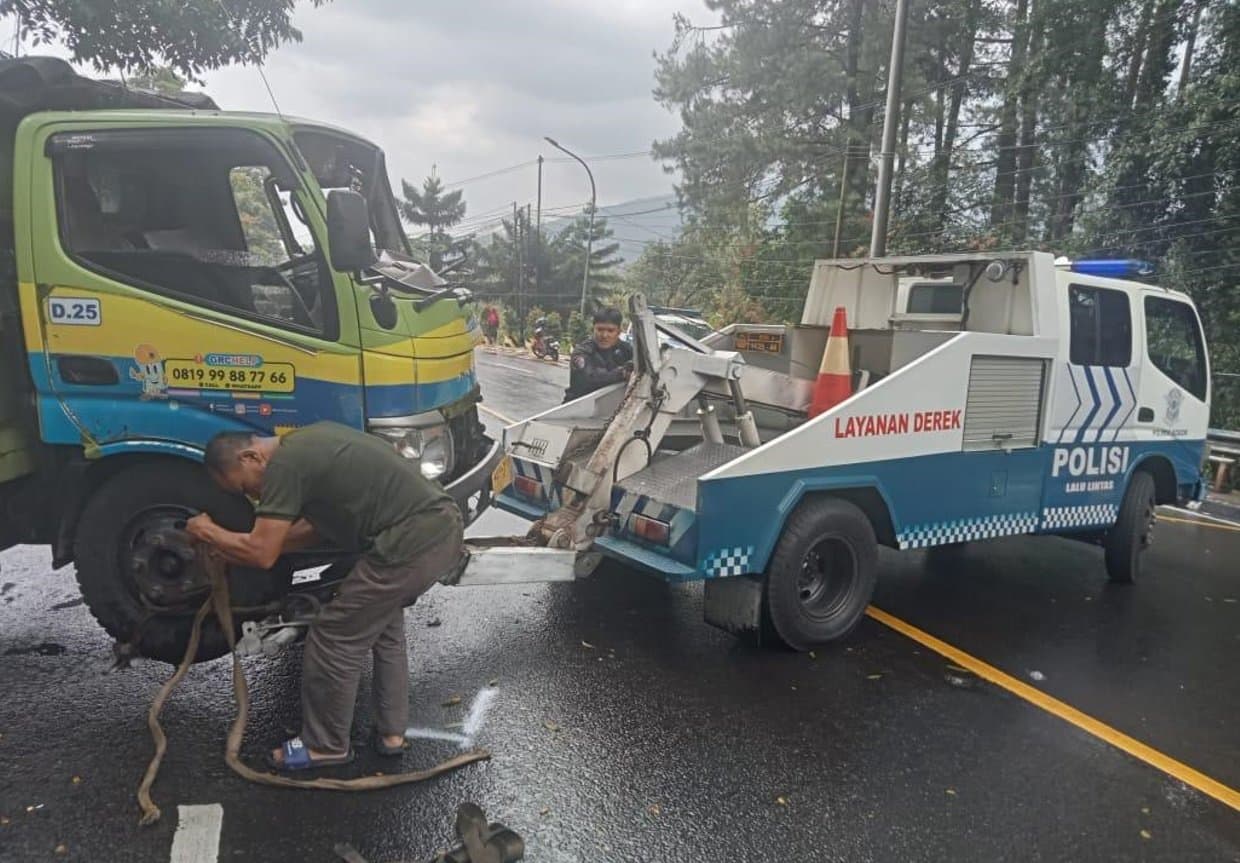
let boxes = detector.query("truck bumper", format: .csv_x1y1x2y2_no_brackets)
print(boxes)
445,435,504,526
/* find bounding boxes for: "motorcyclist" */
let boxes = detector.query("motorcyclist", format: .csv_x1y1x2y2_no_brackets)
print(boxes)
563,307,634,402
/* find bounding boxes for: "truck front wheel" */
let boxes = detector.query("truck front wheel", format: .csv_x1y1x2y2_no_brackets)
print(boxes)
764,497,878,650
74,461,292,664
1104,471,1156,584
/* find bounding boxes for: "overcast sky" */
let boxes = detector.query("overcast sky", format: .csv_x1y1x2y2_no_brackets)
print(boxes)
167,0,714,237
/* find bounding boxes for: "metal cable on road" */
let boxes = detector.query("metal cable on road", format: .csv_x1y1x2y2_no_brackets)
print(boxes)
136,555,491,826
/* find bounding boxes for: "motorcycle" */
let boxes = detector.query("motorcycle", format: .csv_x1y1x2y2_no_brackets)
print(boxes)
530,328,560,361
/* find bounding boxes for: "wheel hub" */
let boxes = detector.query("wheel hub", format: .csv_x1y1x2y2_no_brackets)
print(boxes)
797,538,857,621
124,507,209,608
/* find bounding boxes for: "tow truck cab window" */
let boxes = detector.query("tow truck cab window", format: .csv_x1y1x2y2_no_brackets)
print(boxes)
48,127,337,339
1069,284,1131,366
1144,296,1208,400
907,282,963,314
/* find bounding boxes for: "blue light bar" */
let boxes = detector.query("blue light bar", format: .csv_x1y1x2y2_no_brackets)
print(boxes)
1069,259,1155,278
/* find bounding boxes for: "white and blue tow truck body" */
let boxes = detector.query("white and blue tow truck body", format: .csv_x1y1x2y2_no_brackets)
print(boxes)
488,252,1210,649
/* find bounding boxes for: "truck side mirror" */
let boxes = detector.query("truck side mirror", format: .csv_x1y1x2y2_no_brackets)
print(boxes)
326,189,377,272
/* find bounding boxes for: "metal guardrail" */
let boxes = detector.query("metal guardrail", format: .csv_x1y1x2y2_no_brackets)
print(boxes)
1208,428,1240,448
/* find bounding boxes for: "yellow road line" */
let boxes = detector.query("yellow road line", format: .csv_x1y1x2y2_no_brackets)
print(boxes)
1158,514,1240,533
865,605,1240,813
477,403,516,424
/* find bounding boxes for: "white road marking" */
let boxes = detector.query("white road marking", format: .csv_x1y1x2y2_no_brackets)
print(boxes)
477,403,516,424
406,687,497,750
1160,505,1240,528
170,804,223,863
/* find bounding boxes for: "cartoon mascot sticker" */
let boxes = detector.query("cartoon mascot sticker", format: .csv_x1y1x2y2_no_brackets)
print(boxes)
130,343,168,400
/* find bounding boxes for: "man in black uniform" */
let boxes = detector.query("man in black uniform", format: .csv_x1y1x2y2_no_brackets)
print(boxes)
563,307,634,402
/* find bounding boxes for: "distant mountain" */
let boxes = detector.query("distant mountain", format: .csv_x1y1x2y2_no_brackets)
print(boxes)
543,194,682,265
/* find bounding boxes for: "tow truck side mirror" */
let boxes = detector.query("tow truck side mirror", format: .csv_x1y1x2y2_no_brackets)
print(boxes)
326,189,377,273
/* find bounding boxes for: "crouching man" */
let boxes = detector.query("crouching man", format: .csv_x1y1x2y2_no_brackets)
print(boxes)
186,421,464,771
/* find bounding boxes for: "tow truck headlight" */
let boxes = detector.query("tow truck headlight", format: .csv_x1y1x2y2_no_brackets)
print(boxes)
370,424,455,481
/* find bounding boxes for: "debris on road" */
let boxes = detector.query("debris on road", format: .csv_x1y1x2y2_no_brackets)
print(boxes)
1029,670,1046,682
442,695,463,707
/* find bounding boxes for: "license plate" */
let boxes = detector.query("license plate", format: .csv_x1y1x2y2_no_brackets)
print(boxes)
490,456,513,493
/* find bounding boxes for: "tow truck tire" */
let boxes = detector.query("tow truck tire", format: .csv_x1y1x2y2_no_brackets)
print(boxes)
74,461,293,664
764,497,878,651
1104,471,1156,584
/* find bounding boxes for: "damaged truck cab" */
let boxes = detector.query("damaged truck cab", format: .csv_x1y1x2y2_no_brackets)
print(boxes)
0,59,501,662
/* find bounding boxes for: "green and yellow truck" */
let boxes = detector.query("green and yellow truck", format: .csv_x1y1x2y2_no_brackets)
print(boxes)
0,58,501,662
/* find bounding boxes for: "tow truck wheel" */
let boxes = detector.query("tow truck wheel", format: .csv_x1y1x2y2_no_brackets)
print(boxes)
1104,471,1156,584
764,497,878,650
74,461,293,664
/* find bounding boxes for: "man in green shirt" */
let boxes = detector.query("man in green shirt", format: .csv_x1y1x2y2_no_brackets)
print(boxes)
186,421,464,771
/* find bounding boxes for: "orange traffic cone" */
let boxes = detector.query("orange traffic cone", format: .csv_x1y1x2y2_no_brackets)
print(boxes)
809,306,852,418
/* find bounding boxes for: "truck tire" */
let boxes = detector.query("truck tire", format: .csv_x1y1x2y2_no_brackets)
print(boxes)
74,461,292,664
764,497,878,650
1104,471,1156,584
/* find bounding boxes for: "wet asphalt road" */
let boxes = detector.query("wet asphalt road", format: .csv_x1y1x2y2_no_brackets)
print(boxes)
0,349,1237,862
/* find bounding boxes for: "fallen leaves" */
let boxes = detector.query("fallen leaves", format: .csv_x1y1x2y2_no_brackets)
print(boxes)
775,795,789,806
543,720,560,733
539,807,550,816
946,789,957,796
646,804,661,817
71,776,82,785
1140,829,1152,840
54,843,67,855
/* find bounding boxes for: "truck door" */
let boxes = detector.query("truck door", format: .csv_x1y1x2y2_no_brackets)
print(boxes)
23,124,363,450
1134,293,1210,486
1041,282,1140,528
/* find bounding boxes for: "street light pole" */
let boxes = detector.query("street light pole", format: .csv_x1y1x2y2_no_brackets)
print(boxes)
545,137,596,316
870,0,910,257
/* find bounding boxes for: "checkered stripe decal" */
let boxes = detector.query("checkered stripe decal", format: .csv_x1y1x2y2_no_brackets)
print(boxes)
703,545,755,577
512,458,561,508
1040,504,1118,530
897,512,1040,550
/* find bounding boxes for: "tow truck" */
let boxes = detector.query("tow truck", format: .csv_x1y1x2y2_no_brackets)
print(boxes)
481,252,1210,649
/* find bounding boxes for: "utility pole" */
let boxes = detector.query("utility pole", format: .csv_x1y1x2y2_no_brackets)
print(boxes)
545,137,596,316
535,155,543,234
535,155,543,310
869,0,910,258
525,203,533,308
513,201,524,342
830,148,851,258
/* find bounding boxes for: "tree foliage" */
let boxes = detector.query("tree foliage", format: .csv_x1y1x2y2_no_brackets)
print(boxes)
400,171,469,272
2,0,329,79
641,0,1239,424
471,206,624,330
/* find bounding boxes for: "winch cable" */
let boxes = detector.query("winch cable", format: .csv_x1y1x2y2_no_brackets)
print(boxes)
136,553,491,827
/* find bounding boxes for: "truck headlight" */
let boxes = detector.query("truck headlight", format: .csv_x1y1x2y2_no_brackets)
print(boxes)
371,424,455,481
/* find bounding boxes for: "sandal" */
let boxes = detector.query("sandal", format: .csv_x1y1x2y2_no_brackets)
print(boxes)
374,734,411,757
265,736,355,772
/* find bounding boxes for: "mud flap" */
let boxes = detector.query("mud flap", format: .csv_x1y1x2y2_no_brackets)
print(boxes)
446,547,580,587
703,575,765,644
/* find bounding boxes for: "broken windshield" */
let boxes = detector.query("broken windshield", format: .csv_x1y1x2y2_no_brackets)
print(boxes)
292,127,410,258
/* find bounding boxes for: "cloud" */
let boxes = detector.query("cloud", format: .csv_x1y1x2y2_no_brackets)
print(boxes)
200,0,717,224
